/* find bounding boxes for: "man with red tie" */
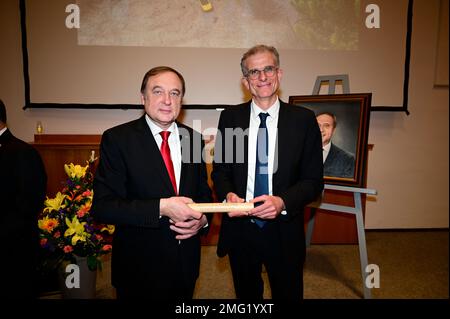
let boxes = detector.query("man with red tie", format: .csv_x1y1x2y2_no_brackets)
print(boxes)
92,66,212,299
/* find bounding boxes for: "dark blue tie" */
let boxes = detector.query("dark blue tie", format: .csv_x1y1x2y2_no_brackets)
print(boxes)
253,113,269,228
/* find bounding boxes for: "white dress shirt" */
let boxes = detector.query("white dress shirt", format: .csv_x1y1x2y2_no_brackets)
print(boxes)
145,115,181,193
245,99,280,202
322,142,331,163
0,126,6,148
146,116,208,233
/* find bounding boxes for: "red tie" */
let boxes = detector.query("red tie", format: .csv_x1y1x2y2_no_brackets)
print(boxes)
160,131,177,195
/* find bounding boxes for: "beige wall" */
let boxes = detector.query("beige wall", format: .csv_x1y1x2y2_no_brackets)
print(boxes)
1,0,448,228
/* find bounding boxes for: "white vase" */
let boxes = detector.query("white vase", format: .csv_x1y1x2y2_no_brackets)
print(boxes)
58,255,97,299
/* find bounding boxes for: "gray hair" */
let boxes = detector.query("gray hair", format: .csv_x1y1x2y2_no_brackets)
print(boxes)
240,44,280,76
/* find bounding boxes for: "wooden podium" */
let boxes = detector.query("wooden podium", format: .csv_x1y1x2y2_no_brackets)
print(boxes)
32,134,370,245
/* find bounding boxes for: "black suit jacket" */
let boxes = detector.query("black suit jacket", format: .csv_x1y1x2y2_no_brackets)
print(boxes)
0,129,47,297
324,143,355,178
212,101,323,266
92,116,212,293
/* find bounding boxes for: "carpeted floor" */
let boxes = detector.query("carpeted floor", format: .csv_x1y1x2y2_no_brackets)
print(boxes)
43,230,449,299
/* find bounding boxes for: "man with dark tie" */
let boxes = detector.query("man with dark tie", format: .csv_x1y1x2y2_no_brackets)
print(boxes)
0,99,47,298
92,66,212,299
212,45,323,299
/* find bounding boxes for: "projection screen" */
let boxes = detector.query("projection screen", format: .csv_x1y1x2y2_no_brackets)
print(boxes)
22,0,412,112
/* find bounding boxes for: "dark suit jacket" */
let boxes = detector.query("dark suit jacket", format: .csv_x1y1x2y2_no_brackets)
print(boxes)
0,129,47,297
212,101,323,266
92,116,212,294
324,143,355,178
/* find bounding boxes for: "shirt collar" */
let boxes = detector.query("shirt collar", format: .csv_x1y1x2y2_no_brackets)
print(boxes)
250,98,280,121
323,141,331,152
0,127,7,136
145,114,177,137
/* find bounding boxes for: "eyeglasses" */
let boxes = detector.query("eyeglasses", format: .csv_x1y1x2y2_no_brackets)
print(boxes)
245,66,278,80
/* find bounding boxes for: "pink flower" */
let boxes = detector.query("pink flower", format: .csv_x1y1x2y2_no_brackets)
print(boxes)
82,190,92,197
54,231,61,238
77,210,86,218
77,202,91,218
63,245,73,253
40,238,48,247
102,245,112,251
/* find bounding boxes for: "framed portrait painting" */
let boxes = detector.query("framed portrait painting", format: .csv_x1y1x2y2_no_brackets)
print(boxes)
289,93,371,188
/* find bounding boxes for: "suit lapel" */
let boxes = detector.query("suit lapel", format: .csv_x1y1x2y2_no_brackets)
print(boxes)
0,129,13,146
273,101,288,194
236,104,251,195
136,116,176,195
178,123,191,196
325,143,337,165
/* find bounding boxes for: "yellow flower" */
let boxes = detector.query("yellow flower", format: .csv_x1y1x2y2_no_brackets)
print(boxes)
43,192,66,213
64,216,88,245
101,225,115,235
64,163,88,179
38,216,59,233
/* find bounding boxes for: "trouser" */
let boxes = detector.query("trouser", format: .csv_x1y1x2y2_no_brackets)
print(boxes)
115,244,197,300
228,221,303,300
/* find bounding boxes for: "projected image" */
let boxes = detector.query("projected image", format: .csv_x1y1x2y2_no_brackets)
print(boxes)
77,0,360,49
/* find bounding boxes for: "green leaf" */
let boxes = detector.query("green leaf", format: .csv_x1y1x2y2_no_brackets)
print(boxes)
87,255,99,271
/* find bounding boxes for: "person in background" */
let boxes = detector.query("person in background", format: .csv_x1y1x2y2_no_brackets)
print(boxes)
316,112,355,178
212,45,323,299
92,66,212,299
0,99,47,298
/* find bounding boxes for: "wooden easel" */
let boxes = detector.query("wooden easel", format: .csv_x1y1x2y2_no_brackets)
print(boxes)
307,75,377,299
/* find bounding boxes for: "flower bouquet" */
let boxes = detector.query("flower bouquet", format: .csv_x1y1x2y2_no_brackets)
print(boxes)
38,153,114,271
